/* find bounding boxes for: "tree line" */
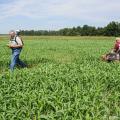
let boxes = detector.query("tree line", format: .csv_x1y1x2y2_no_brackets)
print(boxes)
21,21,120,36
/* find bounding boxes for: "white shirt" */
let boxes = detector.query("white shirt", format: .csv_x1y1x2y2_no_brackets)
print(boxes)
9,36,23,46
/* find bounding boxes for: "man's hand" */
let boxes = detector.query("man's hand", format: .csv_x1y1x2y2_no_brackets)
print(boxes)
7,44,11,48
110,49,115,53
7,44,14,48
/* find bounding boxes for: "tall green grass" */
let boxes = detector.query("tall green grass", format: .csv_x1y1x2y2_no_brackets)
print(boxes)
0,36,119,120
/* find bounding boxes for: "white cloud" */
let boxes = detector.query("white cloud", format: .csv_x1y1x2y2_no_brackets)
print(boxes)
0,0,34,19
0,0,120,32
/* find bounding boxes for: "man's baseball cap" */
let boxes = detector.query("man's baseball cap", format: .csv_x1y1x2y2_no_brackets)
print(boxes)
16,30,20,33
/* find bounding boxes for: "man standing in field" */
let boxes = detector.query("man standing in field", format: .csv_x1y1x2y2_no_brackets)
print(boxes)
102,38,120,62
8,30,27,71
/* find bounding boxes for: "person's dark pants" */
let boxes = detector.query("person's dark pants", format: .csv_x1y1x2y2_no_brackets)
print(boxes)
10,48,27,71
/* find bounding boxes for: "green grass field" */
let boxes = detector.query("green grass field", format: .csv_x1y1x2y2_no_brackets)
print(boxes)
0,36,120,120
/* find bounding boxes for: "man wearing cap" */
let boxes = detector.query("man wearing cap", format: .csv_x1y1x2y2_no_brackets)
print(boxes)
8,30,27,71
101,38,120,62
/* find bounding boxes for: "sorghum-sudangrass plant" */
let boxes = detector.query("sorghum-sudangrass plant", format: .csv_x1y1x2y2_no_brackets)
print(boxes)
0,36,120,120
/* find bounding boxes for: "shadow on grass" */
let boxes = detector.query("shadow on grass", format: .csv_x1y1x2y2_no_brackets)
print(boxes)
0,57,56,70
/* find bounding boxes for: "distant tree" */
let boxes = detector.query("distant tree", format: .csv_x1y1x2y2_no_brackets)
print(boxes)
21,21,120,36
81,25,97,36
76,26,82,35
104,21,120,36
96,27,104,36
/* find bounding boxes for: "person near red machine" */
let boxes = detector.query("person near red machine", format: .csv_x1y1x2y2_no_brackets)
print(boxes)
101,38,120,62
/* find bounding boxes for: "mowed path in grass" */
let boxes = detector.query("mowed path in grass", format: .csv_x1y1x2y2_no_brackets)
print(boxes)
0,36,120,119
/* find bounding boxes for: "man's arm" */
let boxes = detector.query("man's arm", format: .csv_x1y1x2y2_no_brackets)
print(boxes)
110,43,117,53
8,44,23,48
8,36,23,48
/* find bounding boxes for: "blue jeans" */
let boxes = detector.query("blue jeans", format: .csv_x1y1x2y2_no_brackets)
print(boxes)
10,48,27,71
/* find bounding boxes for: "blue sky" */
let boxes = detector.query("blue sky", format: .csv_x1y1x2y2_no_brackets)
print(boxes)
0,0,120,33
